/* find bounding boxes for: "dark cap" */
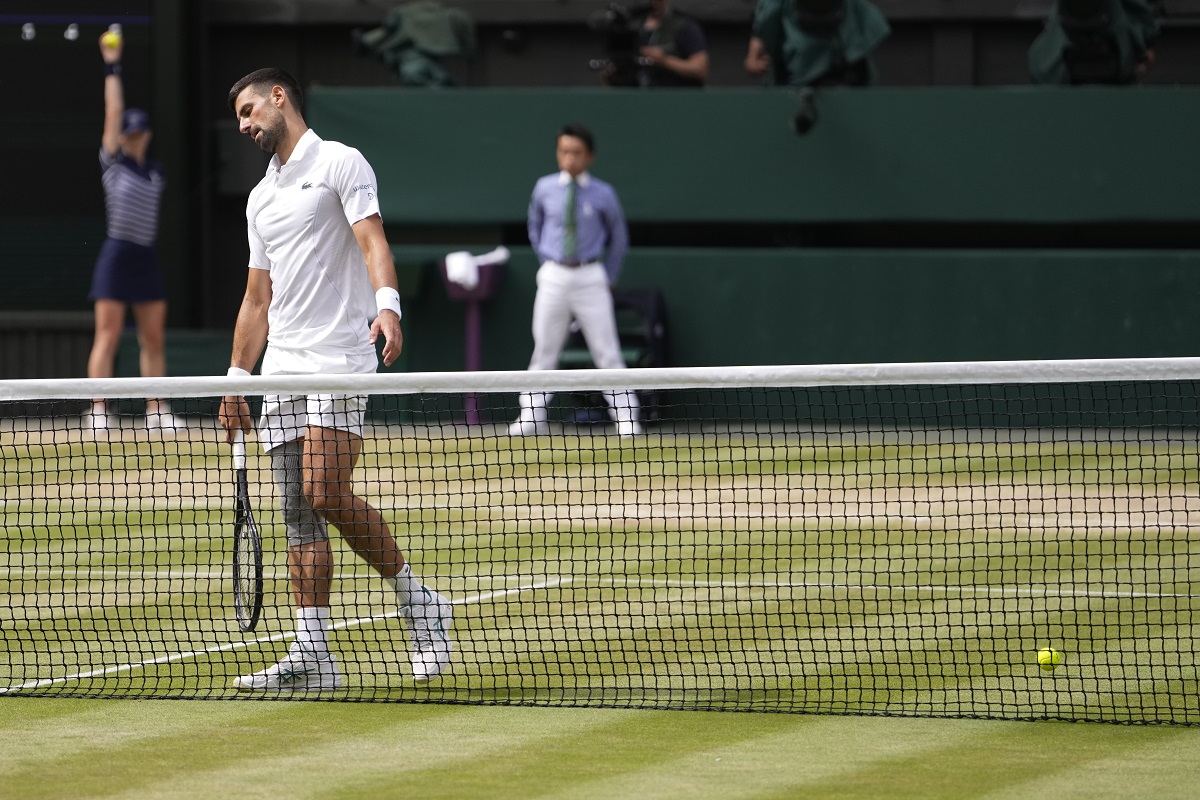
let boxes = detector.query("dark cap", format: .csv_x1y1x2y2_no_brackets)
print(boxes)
121,108,151,135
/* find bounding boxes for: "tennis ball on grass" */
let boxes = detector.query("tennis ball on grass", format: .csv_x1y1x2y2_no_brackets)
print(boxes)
1037,647,1063,672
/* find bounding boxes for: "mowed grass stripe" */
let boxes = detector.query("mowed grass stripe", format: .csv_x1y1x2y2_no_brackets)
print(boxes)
793,721,1189,800
977,725,1200,800
515,715,1004,800
0,699,298,777
360,710,831,800
3,699,1200,799
1,700,465,799
97,704,620,800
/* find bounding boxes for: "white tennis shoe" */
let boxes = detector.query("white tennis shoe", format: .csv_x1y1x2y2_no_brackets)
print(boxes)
404,587,453,681
233,643,343,692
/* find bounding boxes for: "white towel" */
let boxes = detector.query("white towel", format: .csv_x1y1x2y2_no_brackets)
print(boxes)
444,246,511,290
473,245,510,267
444,251,479,290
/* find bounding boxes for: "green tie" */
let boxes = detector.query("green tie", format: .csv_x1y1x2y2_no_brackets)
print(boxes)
562,178,578,262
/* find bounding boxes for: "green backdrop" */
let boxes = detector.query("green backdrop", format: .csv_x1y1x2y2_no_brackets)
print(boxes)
307,87,1200,224
94,87,1200,377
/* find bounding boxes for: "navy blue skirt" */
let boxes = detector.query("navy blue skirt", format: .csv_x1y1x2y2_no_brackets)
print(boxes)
89,238,166,304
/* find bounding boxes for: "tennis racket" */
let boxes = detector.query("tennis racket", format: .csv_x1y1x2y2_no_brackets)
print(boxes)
231,429,263,632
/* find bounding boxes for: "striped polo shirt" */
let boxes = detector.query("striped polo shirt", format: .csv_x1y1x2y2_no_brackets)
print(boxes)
100,148,165,247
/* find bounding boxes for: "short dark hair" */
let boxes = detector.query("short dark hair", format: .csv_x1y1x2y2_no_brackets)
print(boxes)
227,68,305,117
559,123,595,154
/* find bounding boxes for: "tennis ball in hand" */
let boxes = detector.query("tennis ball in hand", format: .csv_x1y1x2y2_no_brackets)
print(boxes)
101,30,122,48
1037,647,1063,672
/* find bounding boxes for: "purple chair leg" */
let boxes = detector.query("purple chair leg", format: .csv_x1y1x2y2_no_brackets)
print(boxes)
464,299,482,425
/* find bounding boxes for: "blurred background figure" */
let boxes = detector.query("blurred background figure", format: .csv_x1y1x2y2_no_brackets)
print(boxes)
626,0,709,87
509,123,641,438
87,29,179,433
590,1,709,87
352,0,476,86
744,0,891,87
637,0,709,87
1029,0,1160,85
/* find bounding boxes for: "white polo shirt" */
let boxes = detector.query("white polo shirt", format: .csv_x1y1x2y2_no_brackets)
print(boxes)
246,128,380,373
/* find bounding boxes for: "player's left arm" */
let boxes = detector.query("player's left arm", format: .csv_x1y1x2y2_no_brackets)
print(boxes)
332,148,403,367
353,213,404,368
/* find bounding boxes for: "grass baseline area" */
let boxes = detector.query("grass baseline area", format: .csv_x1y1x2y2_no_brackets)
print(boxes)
2,699,1200,800
1,418,1197,725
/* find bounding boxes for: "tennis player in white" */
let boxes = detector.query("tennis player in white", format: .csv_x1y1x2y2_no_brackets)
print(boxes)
219,68,452,690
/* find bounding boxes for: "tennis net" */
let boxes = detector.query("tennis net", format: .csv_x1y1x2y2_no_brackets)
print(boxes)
1,359,1197,724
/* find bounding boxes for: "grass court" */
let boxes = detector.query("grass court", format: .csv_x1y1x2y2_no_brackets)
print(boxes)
1,416,1198,796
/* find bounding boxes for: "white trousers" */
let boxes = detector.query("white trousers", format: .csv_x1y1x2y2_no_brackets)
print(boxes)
518,261,639,424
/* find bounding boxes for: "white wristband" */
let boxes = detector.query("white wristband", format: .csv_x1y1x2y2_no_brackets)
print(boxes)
376,287,402,319
227,367,251,378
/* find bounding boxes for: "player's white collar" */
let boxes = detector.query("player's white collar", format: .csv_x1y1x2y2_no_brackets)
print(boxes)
558,170,591,187
269,128,321,173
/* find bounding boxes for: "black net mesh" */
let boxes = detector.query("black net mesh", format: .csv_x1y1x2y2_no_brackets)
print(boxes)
1,381,1197,724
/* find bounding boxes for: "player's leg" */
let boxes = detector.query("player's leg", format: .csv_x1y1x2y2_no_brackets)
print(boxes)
131,299,166,378
88,299,125,378
85,299,125,429
233,399,341,691
300,423,403,574
303,398,453,680
570,267,641,435
273,437,334,609
131,299,180,429
510,264,573,433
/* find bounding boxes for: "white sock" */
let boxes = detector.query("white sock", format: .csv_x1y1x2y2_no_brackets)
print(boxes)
295,606,330,657
386,564,425,608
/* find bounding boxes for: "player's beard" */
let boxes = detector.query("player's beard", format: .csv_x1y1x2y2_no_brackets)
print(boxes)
254,113,287,155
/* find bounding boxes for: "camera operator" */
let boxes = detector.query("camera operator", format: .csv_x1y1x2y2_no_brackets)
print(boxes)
636,0,709,87
595,0,708,87
745,0,890,87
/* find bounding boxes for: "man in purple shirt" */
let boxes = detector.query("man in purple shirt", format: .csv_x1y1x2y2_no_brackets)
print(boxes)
508,123,642,437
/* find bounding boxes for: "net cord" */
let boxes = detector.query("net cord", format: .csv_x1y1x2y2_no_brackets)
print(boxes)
2,356,1200,401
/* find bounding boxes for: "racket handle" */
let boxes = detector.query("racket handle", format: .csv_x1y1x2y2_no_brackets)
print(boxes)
232,429,246,471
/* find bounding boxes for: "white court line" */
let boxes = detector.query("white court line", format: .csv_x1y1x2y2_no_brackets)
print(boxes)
0,576,574,695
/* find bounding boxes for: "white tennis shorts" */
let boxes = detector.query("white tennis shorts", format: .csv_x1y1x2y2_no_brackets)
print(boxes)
257,345,374,452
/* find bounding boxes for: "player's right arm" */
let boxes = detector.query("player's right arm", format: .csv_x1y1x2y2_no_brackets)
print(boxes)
99,33,123,156
220,267,271,442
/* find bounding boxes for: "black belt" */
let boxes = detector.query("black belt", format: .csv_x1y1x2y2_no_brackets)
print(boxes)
558,259,595,267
